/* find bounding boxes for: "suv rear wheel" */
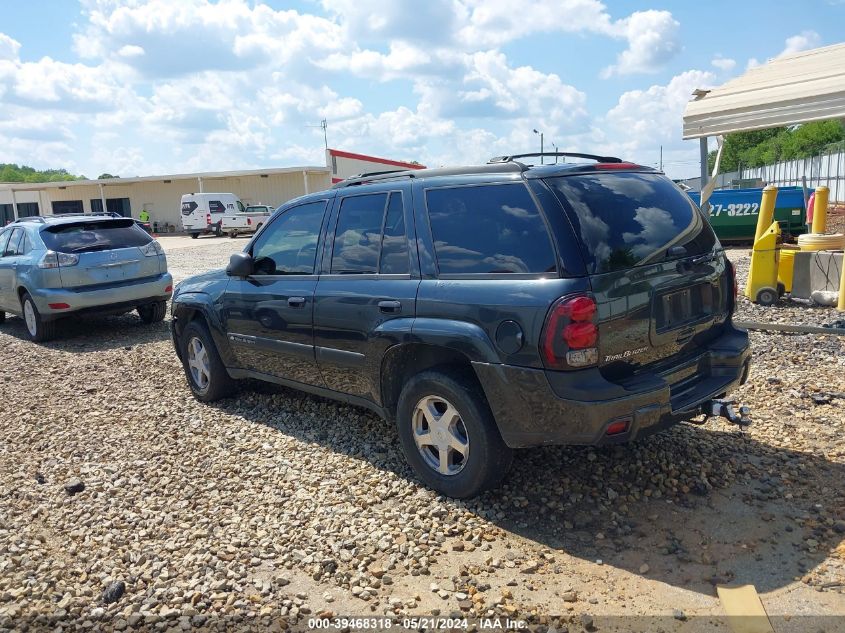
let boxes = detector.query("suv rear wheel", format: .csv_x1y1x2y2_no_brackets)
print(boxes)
396,369,513,498
138,301,167,324
179,320,236,402
21,292,56,342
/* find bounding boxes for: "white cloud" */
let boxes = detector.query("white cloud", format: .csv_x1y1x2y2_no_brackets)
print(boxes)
0,33,21,61
711,56,736,72
324,0,680,76
602,10,681,77
743,30,822,73
779,30,821,57
0,56,127,112
0,0,689,178
74,0,345,77
600,69,715,171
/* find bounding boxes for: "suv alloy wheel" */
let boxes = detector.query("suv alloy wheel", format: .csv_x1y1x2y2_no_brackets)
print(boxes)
397,368,513,498
179,320,237,402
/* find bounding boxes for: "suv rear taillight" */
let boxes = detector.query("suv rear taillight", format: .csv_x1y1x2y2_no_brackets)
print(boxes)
540,294,599,370
38,251,79,268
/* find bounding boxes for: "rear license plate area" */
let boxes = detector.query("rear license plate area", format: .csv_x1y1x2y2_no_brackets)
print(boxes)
656,284,713,332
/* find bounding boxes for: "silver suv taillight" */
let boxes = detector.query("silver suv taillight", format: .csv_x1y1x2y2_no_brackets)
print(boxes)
38,251,79,268
139,241,164,257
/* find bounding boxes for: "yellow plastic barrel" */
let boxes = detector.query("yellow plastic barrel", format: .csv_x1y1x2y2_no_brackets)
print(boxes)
797,233,845,251
777,249,796,293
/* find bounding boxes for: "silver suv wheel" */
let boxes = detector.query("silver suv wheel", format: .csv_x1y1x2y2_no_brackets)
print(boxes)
186,336,211,391
23,299,37,337
412,395,470,475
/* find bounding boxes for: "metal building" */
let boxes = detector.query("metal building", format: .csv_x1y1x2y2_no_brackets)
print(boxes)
0,149,424,231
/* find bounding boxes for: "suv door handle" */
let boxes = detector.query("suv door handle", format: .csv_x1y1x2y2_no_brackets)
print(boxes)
288,296,306,308
378,300,401,313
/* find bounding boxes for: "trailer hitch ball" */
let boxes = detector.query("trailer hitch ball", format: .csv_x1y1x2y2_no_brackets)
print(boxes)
704,398,752,427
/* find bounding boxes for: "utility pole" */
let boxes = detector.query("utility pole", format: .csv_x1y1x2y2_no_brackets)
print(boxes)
533,129,544,164
659,145,663,172
307,119,328,151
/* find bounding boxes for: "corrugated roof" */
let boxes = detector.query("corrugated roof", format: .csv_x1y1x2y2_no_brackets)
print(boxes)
683,43,845,139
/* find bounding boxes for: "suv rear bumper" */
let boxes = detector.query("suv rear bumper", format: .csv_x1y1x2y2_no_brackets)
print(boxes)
473,326,750,448
31,273,173,320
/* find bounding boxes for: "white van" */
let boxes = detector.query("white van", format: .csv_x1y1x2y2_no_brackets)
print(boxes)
180,193,245,238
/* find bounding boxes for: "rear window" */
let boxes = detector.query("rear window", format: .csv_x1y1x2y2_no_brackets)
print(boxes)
41,220,152,254
547,172,717,274
425,183,556,275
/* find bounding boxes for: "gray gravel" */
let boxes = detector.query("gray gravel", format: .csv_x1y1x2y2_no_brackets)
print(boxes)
0,240,842,631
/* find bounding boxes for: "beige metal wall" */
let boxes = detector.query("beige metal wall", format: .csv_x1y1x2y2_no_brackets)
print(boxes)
0,170,332,230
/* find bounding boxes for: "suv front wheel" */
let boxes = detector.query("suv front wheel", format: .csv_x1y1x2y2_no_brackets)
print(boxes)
179,320,237,402
396,369,513,498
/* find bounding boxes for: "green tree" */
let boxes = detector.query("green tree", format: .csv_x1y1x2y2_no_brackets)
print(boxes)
707,121,845,172
97,173,119,179
0,163,82,183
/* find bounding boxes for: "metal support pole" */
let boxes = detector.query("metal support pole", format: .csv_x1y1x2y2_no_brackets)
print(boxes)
99,183,107,215
699,137,709,188
9,188,18,221
303,171,310,195
699,137,709,212
197,177,204,193
540,133,544,164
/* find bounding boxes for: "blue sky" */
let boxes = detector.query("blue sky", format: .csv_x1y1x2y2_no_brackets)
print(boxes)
0,0,842,180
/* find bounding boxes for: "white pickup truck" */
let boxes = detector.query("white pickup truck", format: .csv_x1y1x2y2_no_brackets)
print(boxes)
221,205,274,238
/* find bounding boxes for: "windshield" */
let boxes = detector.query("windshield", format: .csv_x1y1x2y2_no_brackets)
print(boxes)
41,220,152,253
546,172,717,274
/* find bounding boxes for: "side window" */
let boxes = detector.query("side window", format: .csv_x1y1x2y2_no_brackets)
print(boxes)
331,194,387,274
425,184,556,275
251,200,326,275
0,231,10,256
379,193,409,274
9,230,26,256
3,229,22,257
237,201,245,213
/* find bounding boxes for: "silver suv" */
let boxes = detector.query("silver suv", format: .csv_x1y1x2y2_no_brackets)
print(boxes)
0,214,173,341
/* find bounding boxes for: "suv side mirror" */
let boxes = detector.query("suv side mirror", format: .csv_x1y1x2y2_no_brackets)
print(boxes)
227,252,254,277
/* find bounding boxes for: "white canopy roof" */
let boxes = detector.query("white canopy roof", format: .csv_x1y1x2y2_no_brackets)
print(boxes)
683,43,845,139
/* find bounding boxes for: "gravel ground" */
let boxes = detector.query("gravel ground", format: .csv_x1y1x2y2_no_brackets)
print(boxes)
0,238,843,632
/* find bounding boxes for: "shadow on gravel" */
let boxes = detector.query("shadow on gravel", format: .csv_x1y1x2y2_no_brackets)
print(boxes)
0,312,171,350
214,385,845,598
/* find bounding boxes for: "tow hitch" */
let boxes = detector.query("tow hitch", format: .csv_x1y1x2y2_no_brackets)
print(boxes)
699,398,752,427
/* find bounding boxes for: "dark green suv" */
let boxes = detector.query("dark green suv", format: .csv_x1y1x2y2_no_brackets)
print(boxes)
170,153,750,498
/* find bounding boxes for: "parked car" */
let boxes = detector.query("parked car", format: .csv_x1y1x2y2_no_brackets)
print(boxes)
180,193,244,238
221,204,273,238
0,214,172,342
170,154,750,498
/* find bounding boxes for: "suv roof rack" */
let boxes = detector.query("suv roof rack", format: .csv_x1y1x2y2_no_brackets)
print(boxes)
489,152,623,165
332,169,415,189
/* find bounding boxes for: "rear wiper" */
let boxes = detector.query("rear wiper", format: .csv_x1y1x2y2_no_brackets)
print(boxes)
690,252,716,265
